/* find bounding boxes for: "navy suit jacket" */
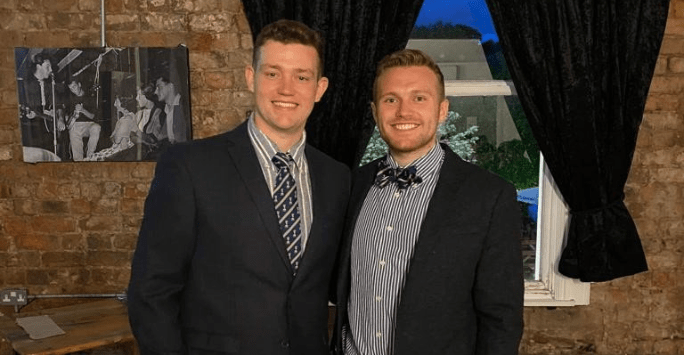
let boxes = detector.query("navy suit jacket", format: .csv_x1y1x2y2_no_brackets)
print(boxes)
128,122,350,355
333,145,523,355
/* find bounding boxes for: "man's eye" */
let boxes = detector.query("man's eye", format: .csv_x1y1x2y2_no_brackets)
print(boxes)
265,72,277,78
298,76,310,81
384,98,396,103
415,96,425,102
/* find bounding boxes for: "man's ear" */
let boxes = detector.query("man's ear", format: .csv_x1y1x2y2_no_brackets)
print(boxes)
438,98,449,124
314,76,329,102
370,101,378,124
245,65,255,93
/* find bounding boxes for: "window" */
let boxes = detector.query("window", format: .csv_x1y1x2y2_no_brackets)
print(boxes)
361,0,589,306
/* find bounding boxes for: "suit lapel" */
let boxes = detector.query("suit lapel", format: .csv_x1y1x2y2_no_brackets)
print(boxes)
296,146,322,275
224,123,293,272
410,147,470,265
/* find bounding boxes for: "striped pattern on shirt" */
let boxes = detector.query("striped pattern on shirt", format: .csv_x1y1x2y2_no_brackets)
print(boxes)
247,117,313,251
345,143,445,355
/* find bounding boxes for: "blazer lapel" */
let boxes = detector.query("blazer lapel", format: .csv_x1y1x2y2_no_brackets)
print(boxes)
224,123,293,273
410,147,470,265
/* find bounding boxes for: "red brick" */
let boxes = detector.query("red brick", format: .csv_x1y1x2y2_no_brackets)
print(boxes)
665,18,684,36
70,198,91,214
86,233,113,250
47,13,96,30
26,269,49,285
106,14,140,31
42,251,85,267
189,51,222,69
44,0,77,12
32,216,76,233
40,200,69,214
103,182,123,197
142,13,187,32
188,13,232,33
79,215,123,232
61,233,84,250
4,267,26,284
131,164,155,179
15,234,60,250
205,71,234,89
91,267,130,285
122,183,148,199
0,236,10,252
219,0,243,13
187,32,213,51
661,38,684,56
0,199,13,216
3,216,31,236
23,31,72,47
86,251,130,266
92,199,119,214
645,93,681,111
648,75,684,94
669,56,684,73
113,233,137,250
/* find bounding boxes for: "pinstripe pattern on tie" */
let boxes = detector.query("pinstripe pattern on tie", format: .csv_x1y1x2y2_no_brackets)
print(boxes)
272,152,303,273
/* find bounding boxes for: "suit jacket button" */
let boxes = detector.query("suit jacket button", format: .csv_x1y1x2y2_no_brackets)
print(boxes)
280,340,290,348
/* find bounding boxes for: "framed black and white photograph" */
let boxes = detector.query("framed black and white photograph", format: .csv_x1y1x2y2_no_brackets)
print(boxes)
14,46,191,163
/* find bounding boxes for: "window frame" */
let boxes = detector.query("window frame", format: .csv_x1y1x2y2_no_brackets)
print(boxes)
445,80,590,306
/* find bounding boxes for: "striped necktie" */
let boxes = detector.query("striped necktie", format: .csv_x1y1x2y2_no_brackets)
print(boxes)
272,152,303,273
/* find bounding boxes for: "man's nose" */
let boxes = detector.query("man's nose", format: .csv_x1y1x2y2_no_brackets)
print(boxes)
278,77,294,95
396,100,410,117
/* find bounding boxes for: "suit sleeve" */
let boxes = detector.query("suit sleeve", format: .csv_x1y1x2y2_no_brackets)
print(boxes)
473,183,524,355
128,146,196,355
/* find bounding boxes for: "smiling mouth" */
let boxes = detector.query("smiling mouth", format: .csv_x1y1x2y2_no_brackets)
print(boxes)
273,101,298,108
393,123,418,130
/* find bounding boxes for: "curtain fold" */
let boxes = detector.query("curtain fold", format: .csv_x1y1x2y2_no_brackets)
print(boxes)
241,0,424,167
485,0,670,281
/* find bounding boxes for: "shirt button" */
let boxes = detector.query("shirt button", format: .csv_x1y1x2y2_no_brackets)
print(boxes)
376,332,382,338
379,260,386,267
394,191,401,198
375,295,382,301
386,225,393,231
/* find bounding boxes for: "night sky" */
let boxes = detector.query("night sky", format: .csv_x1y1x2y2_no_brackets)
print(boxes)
415,0,499,42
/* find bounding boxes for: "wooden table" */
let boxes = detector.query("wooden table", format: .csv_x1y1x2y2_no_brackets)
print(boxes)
0,299,135,355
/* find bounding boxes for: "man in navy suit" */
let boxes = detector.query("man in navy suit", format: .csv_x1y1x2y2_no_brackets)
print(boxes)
333,49,523,355
128,19,350,355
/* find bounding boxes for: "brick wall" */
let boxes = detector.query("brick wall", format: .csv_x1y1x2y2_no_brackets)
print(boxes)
0,0,682,354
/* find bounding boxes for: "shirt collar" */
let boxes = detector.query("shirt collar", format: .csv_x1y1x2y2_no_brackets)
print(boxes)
385,142,444,179
248,115,307,167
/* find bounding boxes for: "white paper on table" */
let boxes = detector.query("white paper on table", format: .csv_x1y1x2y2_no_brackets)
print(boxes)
15,315,66,339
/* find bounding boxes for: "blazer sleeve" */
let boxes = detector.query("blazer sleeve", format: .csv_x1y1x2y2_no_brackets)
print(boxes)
127,146,197,355
473,183,524,355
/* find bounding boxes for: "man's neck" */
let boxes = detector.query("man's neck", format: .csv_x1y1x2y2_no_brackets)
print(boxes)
390,141,438,167
251,116,304,152
267,131,303,152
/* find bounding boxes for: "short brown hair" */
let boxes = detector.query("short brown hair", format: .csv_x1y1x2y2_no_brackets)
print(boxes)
373,49,445,102
253,19,325,77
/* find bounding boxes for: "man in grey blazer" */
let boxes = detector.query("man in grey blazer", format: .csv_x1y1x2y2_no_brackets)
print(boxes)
333,49,523,355
128,19,350,355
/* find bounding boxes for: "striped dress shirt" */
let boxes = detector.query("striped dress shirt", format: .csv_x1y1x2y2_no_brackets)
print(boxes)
247,117,313,252
345,143,445,355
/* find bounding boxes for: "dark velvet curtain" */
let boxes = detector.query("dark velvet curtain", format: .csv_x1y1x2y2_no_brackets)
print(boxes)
485,0,669,281
241,0,424,167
